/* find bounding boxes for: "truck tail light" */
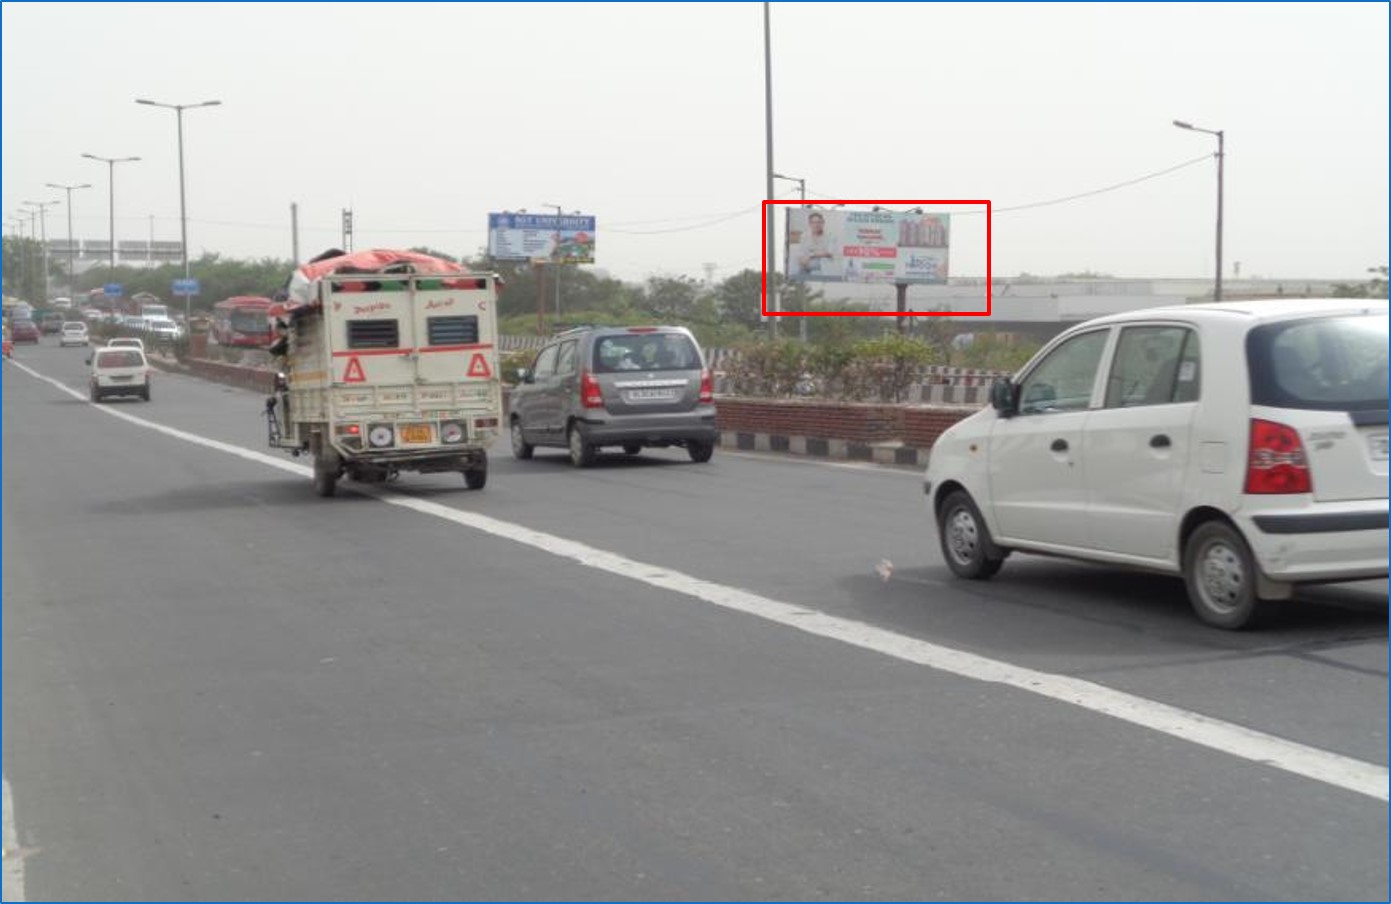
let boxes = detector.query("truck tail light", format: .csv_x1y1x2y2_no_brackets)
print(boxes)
580,369,604,409
699,368,714,404
1245,418,1311,494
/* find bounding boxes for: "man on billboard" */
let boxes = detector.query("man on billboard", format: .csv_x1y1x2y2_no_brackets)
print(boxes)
793,211,839,278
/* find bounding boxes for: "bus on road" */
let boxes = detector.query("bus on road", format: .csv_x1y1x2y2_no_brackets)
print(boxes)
211,295,275,347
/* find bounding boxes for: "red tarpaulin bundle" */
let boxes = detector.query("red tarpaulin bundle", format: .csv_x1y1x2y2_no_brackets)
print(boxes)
286,249,471,307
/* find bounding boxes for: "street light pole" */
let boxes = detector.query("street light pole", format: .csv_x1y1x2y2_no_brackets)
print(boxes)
542,203,580,322
81,153,142,280
773,173,807,342
46,182,91,299
137,97,222,324
763,0,779,338
1173,119,1224,302
22,199,62,304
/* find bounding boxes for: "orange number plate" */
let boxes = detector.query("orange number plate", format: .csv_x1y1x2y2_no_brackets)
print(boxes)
400,424,433,444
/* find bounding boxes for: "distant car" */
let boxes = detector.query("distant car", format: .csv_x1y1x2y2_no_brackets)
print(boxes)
924,299,1389,629
122,315,146,330
107,337,146,352
51,297,73,310
59,322,89,348
81,308,105,323
40,311,64,334
143,317,181,342
10,319,40,343
88,346,151,402
508,325,718,467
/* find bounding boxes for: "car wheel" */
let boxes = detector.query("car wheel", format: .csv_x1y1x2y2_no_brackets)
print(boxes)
1183,521,1262,629
568,423,595,468
687,439,714,463
510,418,534,460
937,490,1004,580
622,443,642,456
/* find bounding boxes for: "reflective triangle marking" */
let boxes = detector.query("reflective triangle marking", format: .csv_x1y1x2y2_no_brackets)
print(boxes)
467,353,492,378
342,356,366,383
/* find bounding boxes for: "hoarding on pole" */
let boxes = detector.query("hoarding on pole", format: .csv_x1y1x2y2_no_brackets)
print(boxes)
786,208,949,284
487,213,596,263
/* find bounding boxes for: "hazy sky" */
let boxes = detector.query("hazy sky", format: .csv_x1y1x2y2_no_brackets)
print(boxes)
3,2,1387,284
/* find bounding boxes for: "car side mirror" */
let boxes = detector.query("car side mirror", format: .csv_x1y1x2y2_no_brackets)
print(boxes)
84,356,92,366
516,368,532,384
990,378,1018,416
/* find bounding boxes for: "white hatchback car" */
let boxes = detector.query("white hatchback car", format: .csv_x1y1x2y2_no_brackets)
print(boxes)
88,346,152,402
924,299,1388,629
58,321,89,347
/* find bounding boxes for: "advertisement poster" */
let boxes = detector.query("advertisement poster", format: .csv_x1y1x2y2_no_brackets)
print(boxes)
786,208,949,284
488,213,597,263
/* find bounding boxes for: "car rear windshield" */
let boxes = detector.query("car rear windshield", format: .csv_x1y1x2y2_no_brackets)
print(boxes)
592,332,701,374
1247,313,1388,411
97,351,144,367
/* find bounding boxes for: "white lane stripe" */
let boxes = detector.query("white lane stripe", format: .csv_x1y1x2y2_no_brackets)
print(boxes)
3,776,23,902
11,361,1390,802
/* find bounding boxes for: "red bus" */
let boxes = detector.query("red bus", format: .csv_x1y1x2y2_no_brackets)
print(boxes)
212,296,275,347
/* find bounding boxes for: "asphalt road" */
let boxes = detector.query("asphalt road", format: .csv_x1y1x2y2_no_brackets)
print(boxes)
3,341,1387,901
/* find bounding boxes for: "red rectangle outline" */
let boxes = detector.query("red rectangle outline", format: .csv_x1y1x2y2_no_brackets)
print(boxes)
761,200,992,317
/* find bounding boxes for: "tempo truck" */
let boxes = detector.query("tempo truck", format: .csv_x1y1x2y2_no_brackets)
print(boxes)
265,250,503,497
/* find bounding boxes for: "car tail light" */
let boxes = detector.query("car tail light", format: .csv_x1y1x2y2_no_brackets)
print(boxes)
1245,418,1311,494
580,369,604,409
699,368,714,404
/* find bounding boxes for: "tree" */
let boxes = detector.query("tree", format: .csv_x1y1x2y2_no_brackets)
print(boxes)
639,275,703,322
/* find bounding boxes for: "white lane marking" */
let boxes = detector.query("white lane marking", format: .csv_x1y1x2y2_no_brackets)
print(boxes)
10,360,1390,802
3,776,24,902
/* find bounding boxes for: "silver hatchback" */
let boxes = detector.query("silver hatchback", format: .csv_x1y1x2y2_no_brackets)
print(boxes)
509,326,718,467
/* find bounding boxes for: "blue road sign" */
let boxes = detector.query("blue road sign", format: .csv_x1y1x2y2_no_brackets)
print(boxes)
104,283,123,297
172,278,200,295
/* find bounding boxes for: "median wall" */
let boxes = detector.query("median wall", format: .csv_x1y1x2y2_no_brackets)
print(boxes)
156,353,980,467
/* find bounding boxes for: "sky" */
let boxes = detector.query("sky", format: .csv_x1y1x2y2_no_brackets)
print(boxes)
3,1,1388,285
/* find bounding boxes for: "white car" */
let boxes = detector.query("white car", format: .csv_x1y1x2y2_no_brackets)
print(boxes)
143,316,181,342
107,337,146,352
88,346,152,402
58,321,89,347
924,299,1388,629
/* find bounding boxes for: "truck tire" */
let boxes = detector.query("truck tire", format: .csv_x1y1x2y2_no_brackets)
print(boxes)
313,446,340,498
464,451,487,490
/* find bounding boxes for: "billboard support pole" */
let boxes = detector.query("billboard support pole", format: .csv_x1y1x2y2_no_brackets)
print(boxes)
536,261,547,336
896,282,908,335
763,1,779,339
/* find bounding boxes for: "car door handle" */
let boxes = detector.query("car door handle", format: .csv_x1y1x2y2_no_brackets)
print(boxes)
1050,438,1069,453
1149,434,1171,449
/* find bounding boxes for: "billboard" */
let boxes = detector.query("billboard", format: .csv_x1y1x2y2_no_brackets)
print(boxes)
488,212,596,263
786,208,949,284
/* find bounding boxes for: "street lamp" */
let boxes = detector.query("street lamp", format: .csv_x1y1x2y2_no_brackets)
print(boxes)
772,172,806,205
81,152,142,277
136,97,222,324
46,182,91,300
1173,119,1225,302
22,199,62,304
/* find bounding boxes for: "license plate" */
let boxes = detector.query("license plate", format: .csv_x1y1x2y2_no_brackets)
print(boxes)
400,423,433,444
626,389,677,402
110,375,133,382
1369,433,1389,461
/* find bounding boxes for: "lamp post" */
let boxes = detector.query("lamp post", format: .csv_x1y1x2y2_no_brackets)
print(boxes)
136,97,222,324
763,0,778,338
22,199,62,305
81,153,141,279
772,173,807,342
1173,119,1224,302
46,182,91,299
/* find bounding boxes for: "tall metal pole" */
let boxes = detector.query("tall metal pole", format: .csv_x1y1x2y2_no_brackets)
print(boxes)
763,1,778,338
23,200,61,304
137,98,221,323
47,183,91,299
82,153,141,282
1215,129,1224,303
1173,120,1224,302
290,202,300,263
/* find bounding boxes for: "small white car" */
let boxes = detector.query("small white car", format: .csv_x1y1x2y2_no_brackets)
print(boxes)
107,337,146,352
923,299,1388,629
88,346,152,402
58,321,89,348
144,316,181,341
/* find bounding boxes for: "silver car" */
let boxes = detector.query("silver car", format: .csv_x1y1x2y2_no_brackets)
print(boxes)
509,326,718,467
